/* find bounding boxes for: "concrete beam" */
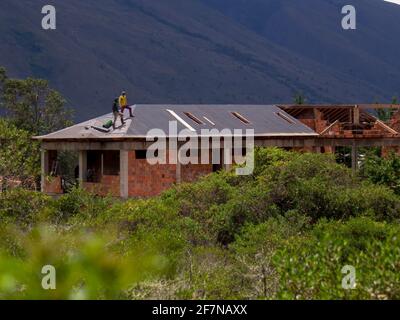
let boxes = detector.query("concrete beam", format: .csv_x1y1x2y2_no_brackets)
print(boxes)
120,150,129,199
40,136,400,151
256,137,400,148
315,138,400,147
41,141,154,151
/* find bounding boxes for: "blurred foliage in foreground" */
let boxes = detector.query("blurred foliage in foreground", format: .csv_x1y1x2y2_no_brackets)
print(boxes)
1,148,400,299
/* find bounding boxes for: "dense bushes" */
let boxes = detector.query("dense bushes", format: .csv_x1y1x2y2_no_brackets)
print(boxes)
0,119,40,189
274,217,400,299
360,152,400,195
0,188,50,227
1,148,400,299
0,225,168,299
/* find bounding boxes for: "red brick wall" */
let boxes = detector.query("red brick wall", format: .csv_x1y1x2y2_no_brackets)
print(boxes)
127,151,177,197
298,118,329,134
390,111,400,132
43,152,214,198
83,175,120,197
127,151,213,197
182,163,213,182
44,176,63,194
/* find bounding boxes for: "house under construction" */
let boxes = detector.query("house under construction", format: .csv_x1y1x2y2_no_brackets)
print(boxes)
34,104,400,198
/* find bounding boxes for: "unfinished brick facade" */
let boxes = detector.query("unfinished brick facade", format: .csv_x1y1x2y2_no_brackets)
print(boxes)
83,175,120,197
128,151,177,197
37,104,400,199
43,149,214,198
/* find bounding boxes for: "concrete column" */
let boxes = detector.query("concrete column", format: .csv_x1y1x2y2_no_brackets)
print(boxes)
353,105,360,126
78,150,87,184
223,147,233,171
176,150,182,184
176,144,183,184
351,142,358,172
40,149,49,192
120,150,129,199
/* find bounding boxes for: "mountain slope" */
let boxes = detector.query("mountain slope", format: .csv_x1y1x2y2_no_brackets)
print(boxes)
0,0,398,120
202,0,400,101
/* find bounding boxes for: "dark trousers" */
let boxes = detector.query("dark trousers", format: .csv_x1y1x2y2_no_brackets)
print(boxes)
113,111,124,129
121,105,133,117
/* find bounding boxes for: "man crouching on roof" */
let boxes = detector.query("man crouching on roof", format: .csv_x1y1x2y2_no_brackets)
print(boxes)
113,97,124,130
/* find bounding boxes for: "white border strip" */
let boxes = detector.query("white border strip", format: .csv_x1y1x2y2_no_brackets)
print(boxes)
166,109,196,132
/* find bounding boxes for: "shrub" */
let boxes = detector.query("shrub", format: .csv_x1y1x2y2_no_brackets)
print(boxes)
175,246,245,300
360,153,400,195
0,225,169,299
256,152,400,221
50,187,114,224
0,119,40,189
172,171,238,220
274,217,400,299
1,147,400,299
0,188,51,227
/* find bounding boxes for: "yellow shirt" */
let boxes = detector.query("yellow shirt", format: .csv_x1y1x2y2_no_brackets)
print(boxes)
119,95,128,107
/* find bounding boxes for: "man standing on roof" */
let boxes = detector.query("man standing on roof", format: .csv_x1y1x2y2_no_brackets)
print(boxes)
119,91,134,118
112,97,124,130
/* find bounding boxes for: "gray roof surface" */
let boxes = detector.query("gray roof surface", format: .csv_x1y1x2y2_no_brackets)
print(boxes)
36,105,318,140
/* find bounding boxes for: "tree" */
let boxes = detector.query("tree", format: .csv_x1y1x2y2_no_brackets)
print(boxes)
293,92,305,105
360,152,400,195
0,67,6,87
376,99,397,122
0,67,6,106
0,119,40,190
0,67,73,135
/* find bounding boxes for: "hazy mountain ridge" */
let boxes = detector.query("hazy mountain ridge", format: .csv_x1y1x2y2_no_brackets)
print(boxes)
0,0,399,120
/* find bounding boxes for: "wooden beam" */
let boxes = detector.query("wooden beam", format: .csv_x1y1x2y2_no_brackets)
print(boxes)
353,105,360,125
320,120,339,135
375,120,399,135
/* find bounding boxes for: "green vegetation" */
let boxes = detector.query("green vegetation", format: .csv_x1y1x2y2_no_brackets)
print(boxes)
0,119,40,190
293,92,306,105
0,66,74,190
0,66,73,136
1,67,400,299
360,152,400,195
1,148,400,299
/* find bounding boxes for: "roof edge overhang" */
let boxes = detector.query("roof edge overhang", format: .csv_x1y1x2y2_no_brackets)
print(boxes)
280,104,400,110
34,132,320,142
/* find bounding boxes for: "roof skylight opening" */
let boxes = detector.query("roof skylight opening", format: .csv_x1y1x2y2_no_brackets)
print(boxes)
231,112,251,125
184,112,204,125
203,116,216,126
276,112,295,124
